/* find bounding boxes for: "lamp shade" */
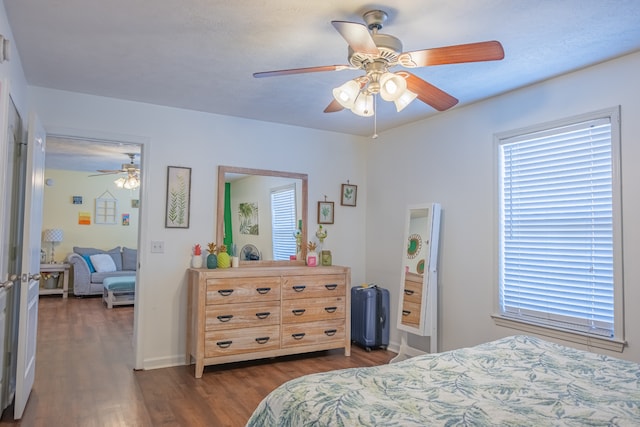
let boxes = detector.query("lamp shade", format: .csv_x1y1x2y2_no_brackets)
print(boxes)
43,229,63,243
332,80,361,109
379,72,408,102
351,93,374,117
394,89,418,112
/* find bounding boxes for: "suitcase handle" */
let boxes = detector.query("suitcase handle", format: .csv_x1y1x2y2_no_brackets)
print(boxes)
292,285,306,292
292,309,306,316
216,340,233,348
216,314,233,322
324,329,337,336
255,312,271,319
324,306,337,313
404,289,414,295
402,310,411,316
256,287,271,294
218,289,234,296
255,337,270,344
324,284,337,290
291,333,306,340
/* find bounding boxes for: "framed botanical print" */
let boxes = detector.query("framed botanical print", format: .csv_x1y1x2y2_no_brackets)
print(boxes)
318,201,334,224
165,166,191,228
341,183,357,206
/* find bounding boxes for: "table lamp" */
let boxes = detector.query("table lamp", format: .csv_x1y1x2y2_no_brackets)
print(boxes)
42,228,63,263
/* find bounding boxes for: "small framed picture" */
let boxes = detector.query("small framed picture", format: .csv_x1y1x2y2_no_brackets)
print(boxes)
131,199,140,208
341,183,357,207
72,196,83,205
318,201,334,224
165,166,191,229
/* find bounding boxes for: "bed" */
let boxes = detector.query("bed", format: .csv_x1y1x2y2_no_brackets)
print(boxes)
246,335,640,426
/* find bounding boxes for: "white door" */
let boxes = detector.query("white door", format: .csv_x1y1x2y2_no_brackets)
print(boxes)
13,113,46,419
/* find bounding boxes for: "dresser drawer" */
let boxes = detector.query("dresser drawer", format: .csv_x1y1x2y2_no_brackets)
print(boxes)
204,325,280,357
282,296,345,323
206,277,281,305
282,274,346,300
205,301,280,331
403,279,423,304
282,319,345,348
400,301,421,327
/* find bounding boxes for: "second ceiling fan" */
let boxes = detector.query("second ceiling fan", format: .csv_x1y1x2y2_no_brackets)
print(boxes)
254,10,504,116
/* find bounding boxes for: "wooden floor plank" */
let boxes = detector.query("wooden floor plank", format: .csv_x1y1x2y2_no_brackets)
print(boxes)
0,295,395,426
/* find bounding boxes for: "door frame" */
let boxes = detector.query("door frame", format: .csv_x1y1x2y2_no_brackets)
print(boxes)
44,126,150,370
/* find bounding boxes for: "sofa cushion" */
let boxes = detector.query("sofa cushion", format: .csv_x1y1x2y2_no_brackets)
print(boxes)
82,254,96,273
73,246,103,256
122,247,137,271
90,254,117,273
105,247,123,271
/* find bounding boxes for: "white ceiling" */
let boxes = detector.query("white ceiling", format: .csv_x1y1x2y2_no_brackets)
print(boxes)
5,0,640,146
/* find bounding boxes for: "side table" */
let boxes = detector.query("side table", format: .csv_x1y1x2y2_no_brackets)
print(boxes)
39,263,69,299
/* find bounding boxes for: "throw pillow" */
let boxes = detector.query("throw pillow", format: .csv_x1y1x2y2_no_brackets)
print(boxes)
90,254,117,273
122,247,137,271
106,247,123,271
82,254,96,273
73,246,103,257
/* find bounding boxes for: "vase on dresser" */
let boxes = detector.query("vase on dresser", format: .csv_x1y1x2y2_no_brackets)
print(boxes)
191,255,203,268
207,253,218,269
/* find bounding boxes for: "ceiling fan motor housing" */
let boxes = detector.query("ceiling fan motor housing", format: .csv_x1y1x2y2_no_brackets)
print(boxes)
348,33,402,69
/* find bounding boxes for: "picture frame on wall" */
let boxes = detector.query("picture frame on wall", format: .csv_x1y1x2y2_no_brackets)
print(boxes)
165,166,191,228
318,201,334,224
341,183,357,206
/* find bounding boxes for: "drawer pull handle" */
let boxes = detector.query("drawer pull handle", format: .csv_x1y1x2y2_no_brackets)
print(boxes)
291,333,306,340
217,315,233,322
324,306,337,313
218,289,234,296
256,287,271,294
325,284,338,290
292,309,306,316
402,310,411,316
255,337,270,344
324,329,337,336
292,285,306,292
404,289,415,296
255,312,271,319
216,340,233,348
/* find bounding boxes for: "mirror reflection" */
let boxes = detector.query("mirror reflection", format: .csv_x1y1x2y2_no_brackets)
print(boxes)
217,166,308,265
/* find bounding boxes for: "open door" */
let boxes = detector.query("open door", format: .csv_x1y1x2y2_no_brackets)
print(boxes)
13,112,46,419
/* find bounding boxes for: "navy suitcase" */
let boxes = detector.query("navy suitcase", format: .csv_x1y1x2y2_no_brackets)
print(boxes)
351,285,390,351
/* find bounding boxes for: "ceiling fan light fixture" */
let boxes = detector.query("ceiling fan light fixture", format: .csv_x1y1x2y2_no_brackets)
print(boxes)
351,92,374,117
379,72,407,102
332,79,360,109
394,89,418,112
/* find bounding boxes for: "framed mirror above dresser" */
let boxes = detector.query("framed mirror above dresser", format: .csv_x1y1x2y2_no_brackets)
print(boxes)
216,165,308,266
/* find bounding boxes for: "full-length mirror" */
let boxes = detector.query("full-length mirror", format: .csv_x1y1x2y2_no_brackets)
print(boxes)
396,203,441,345
217,166,308,265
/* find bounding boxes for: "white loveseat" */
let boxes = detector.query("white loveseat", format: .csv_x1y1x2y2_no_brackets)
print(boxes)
66,246,137,296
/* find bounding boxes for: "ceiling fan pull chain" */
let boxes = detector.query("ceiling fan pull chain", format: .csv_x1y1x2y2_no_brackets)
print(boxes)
372,96,378,139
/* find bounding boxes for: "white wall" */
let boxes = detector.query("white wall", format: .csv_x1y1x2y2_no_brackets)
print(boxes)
28,86,368,368
366,51,640,362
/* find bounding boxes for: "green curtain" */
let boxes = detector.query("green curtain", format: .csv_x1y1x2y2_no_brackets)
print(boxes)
223,182,233,249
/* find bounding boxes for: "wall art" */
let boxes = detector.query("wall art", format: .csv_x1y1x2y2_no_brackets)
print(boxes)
318,201,334,224
165,166,191,228
341,183,357,206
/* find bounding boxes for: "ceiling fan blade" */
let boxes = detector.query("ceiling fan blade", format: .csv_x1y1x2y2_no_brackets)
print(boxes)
398,71,458,111
331,21,379,55
253,65,352,78
399,41,504,68
89,171,121,177
323,99,344,113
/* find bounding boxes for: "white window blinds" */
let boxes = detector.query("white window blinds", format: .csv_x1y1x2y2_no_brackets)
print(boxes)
498,116,615,337
271,184,297,261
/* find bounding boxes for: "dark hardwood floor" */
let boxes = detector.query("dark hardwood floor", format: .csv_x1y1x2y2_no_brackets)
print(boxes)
1,296,395,426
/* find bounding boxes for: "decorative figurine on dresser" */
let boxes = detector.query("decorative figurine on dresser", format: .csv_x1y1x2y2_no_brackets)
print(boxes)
186,265,351,378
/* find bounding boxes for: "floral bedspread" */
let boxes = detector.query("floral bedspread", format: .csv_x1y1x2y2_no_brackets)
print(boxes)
246,335,640,426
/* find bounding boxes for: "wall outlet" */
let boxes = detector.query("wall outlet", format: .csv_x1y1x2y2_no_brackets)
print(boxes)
151,241,164,253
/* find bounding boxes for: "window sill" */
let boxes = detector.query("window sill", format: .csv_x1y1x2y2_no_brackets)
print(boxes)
491,314,626,353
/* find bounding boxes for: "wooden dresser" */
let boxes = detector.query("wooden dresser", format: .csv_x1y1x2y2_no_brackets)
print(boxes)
186,265,351,378
400,272,424,328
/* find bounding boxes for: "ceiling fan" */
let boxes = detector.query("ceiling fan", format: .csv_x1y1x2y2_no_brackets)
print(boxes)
89,153,141,189
254,10,504,117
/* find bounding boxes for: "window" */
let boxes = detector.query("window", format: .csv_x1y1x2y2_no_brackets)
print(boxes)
496,108,623,346
271,184,297,260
